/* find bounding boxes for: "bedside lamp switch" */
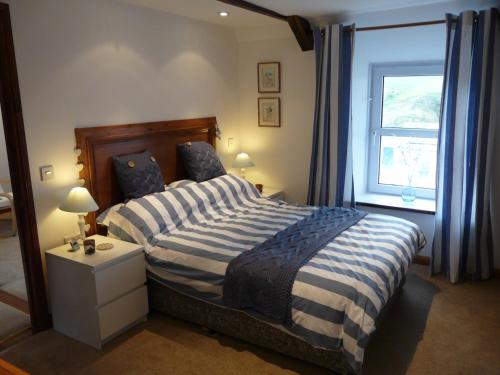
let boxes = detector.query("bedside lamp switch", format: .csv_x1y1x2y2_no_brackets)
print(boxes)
40,165,54,181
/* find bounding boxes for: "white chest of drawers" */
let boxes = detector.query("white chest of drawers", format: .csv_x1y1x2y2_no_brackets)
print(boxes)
46,235,148,349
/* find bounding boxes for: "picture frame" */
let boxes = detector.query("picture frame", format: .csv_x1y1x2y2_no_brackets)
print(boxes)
258,62,280,93
258,97,281,127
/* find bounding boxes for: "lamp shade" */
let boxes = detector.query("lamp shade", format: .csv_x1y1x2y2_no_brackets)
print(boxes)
59,187,98,213
232,152,255,169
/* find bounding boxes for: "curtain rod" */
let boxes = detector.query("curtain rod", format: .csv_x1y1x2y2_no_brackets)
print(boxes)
345,19,449,33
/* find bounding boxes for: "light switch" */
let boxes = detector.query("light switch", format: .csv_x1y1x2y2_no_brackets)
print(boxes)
39,165,54,181
227,137,234,149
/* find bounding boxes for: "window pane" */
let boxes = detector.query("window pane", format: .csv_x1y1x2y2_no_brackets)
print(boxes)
382,75,443,130
379,136,437,189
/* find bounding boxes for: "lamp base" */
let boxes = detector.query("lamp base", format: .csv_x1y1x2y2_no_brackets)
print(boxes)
77,214,87,244
240,168,246,179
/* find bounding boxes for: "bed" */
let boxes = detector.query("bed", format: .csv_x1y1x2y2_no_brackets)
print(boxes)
75,117,426,375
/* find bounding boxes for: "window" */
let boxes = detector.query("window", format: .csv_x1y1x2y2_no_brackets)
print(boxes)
367,63,444,199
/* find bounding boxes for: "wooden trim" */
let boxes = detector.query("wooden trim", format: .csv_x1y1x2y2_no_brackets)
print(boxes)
0,358,29,375
413,255,430,266
0,206,11,215
0,290,30,315
0,2,51,331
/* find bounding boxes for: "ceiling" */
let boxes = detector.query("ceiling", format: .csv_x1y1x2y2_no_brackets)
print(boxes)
249,0,447,18
117,0,281,28
117,0,449,28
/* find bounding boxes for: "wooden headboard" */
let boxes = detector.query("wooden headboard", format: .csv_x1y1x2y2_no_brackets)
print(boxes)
75,117,217,235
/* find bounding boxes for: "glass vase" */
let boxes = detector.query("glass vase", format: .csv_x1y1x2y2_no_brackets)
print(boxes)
401,186,416,202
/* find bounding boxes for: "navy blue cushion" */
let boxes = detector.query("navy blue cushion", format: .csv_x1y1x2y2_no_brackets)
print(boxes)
177,142,226,182
112,150,165,200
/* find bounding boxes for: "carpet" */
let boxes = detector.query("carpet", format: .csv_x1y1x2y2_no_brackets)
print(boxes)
0,221,27,301
0,303,29,342
0,265,499,375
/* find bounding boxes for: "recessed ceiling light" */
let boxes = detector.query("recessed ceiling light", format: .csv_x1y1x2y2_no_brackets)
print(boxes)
218,11,229,17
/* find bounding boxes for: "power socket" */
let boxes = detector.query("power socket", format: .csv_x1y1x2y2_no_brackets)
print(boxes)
64,234,81,244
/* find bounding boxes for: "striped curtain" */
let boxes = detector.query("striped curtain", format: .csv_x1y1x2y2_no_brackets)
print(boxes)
432,8,499,283
307,24,355,207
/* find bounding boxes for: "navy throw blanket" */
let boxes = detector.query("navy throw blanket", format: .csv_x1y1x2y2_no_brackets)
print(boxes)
223,207,367,325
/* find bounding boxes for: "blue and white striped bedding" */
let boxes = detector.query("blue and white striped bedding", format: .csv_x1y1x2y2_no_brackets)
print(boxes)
102,174,426,373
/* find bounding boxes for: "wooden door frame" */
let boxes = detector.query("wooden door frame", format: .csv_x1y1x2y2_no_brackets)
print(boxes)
0,2,50,332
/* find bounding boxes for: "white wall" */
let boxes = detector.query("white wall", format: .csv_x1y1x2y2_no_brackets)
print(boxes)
236,34,315,204
6,0,240,251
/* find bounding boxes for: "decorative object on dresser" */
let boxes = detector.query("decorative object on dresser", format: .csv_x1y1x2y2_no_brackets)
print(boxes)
258,62,280,93
45,235,148,349
97,242,114,251
69,239,80,252
232,152,254,179
59,187,98,243
261,187,284,201
83,238,96,255
258,97,281,127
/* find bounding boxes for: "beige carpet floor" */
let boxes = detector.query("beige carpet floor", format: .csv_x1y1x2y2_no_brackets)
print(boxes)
0,265,499,375
0,221,27,300
0,221,30,343
0,303,29,342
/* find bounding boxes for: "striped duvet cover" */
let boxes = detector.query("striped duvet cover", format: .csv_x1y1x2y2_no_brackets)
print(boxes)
100,174,426,373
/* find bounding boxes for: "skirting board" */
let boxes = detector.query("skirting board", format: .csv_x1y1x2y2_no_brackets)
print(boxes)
0,290,29,314
413,255,430,266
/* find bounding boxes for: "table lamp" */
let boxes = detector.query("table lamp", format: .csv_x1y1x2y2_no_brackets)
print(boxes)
232,152,254,179
59,187,98,242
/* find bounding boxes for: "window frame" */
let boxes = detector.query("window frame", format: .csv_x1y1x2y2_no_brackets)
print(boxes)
367,62,444,200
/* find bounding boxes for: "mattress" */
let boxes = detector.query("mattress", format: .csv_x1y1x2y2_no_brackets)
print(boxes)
100,174,426,373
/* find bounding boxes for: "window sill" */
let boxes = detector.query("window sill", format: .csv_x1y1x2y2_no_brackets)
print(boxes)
357,193,436,215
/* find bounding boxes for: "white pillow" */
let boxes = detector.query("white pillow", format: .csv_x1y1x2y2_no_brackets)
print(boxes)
96,203,124,227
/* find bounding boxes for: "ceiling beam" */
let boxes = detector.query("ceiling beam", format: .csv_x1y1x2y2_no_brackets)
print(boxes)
216,0,314,51
217,0,287,21
287,15,314,51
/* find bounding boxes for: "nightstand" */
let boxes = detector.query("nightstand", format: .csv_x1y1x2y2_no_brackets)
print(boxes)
262,187,284,200
45,235,148,349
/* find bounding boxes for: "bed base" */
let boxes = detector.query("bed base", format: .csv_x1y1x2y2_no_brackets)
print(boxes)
148,276,406,375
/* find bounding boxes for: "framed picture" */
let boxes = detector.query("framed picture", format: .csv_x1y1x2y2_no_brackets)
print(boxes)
258,97,280,127
258,62,280,93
